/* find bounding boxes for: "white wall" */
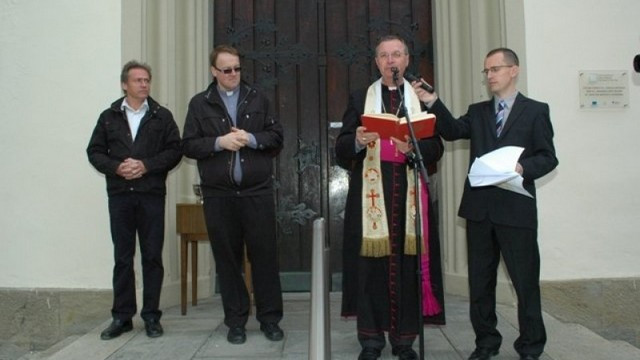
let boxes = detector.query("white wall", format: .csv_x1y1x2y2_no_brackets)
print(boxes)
0,0,121,288
524,0,640,280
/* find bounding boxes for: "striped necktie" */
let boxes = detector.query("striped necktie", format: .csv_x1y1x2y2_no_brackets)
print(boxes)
496,100,506,136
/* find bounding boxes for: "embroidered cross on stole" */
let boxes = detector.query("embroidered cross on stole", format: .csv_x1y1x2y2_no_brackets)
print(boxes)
360,79,425,257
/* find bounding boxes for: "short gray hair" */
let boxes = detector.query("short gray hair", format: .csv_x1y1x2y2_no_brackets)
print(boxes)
120,60,152,84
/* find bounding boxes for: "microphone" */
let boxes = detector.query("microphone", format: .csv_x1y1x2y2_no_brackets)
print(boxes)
391,67,399,83
404,72,434,93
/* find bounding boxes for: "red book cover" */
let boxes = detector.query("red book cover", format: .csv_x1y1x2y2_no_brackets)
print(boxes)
361,112,436,139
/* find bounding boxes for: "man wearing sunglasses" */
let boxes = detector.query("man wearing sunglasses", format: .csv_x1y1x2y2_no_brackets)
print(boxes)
414,48,558,360
182,45,284,345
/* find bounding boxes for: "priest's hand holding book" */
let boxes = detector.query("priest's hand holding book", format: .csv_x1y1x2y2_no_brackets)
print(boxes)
355,126,380,147
391,135,413,155
355,125,413,155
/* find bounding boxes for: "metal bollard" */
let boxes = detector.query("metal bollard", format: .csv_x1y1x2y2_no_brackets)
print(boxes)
309,218,331,359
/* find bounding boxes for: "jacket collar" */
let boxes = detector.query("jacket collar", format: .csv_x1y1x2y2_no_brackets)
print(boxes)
111,96,161,116
204,79,254,106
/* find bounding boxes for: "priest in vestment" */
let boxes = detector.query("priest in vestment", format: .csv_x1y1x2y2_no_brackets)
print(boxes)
335,35,446,360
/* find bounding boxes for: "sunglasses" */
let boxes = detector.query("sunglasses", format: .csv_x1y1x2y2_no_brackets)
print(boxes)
215,66,242,74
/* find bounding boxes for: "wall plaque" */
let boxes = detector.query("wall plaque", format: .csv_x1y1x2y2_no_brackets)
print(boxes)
579,70,629,109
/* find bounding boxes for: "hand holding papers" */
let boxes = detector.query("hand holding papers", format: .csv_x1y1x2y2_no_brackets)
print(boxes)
468,146,533,198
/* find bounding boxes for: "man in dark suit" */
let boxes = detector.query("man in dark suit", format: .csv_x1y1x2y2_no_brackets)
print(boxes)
412,48,558,360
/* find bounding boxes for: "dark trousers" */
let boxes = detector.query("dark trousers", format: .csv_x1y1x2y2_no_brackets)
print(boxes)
466,218,546,357
108,192,165,321
203,194,283,328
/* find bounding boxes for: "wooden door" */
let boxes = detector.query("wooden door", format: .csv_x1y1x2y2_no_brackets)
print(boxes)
213,0,433,291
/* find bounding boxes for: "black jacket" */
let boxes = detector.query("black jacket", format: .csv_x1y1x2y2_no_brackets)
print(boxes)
430,93,558,229
182,81,283,197
87,96,182,196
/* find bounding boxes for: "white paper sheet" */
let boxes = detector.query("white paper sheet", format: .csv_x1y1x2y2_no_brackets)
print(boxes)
468,146,533,198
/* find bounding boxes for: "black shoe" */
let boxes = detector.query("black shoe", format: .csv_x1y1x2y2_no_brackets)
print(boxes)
260,322,284,341
520,355,539,360
100,319,133,340
144,319,163,338
358,347,381,360
392,345,418,360
227,326,246,344
468,347,499,360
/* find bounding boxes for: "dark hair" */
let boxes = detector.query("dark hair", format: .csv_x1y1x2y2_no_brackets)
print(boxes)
486,48,519,66
209,45,240,67
120,60,152,84
375,35,409,56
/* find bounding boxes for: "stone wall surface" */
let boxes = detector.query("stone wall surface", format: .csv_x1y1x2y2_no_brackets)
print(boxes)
541,278,640,348
0,289,111,351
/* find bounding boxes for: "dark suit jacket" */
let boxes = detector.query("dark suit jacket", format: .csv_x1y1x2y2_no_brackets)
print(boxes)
430,93,558,229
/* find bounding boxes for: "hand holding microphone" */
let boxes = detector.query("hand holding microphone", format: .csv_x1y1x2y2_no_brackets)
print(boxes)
404,72,434,93
390,67,436,103
405,72,438,104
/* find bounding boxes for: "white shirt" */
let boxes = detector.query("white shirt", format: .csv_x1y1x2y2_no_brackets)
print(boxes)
121,98,149,140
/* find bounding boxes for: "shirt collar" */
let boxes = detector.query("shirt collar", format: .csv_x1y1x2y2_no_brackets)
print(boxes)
217,85,239,98
121,98,149,113
494,91,518,111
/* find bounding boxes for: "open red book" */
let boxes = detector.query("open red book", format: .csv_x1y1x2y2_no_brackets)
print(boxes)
361,111,436,140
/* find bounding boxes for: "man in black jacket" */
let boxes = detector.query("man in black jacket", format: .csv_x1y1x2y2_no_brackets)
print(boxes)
413,48,558,360
182,45,284,345
87,60,182,340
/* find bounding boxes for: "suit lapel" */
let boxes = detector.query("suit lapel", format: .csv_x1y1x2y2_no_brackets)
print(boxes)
500,93,527,137
483,101,497,139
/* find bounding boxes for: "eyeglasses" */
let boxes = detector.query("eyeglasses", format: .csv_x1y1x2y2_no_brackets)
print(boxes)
377,51,406,60
215,66,242,74
481,65,514,75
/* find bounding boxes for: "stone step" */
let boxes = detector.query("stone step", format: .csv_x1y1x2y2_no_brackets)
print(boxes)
20,294,640,360
497,302,640,360
16,335,80,360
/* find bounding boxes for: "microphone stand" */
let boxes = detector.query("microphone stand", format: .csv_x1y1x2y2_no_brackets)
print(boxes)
392,69,430,360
